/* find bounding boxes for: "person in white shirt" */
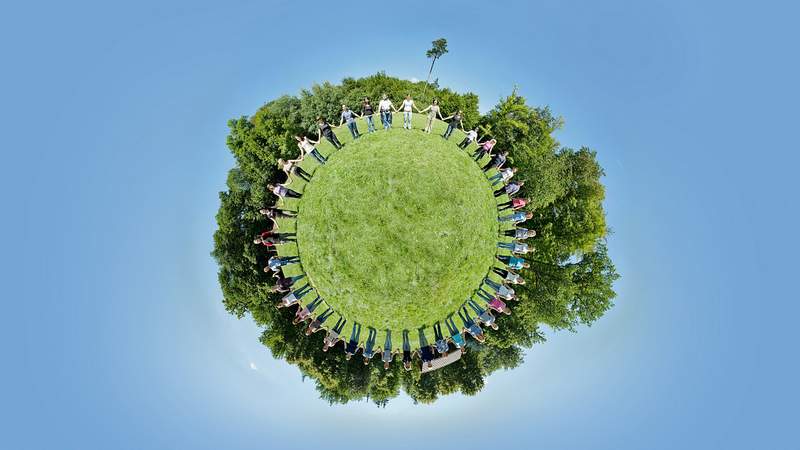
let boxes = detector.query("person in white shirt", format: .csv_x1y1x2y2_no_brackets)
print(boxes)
401,94,417,129
488,167,518,186
459,128,479,149
378,94,396,130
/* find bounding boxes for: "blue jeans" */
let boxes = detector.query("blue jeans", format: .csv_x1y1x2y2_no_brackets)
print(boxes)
443,123,456,139
381,111,392,129
310,148,326,164
365,115,375,132
403,112,412,129
347,121,359,138
488,172,503,186
497,242,515,250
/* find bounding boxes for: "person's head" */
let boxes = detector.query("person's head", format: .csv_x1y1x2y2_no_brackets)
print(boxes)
254,236,263,244
277,158,285,166
294,135,302,142
527,229,537,238
404,361,411,371
381,93,388,100
490,323,499,330
457,109,462,115
502,306,512,315
405,94,411,99
518,180,525,187
522,262,530,269
305,327,313,336
518,278,526,285
512,167,519,173
490,138,497,144
345,353,352,360
317,117,326,124
322,343,329,352
341,104,348,111
258,208,269,215
476,333,486,343
384,361,390,370
267,183,275,190
502,151,509,156
525,212,534,219
433,99,438,105
263,266,270,273
427,361,433,368
364,96,370,103
363,358,370,365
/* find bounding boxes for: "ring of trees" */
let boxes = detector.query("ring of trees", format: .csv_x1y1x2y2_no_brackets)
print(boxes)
213,73,619,405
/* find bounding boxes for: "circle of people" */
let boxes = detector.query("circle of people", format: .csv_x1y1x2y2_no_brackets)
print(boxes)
255,93,536,370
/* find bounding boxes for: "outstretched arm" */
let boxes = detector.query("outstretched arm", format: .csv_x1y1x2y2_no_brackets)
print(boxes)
418,105,430,113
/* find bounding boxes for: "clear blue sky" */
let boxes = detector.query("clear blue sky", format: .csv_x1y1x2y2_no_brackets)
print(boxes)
2,0,798,448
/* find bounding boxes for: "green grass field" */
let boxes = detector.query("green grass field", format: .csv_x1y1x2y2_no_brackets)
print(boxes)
276,114,516,350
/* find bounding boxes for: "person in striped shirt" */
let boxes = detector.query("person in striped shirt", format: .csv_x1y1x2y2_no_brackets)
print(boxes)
502,227,537,240
433,321,450,357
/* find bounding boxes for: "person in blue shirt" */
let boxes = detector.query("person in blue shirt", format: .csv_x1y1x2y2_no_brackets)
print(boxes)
417,329,435,369
362,327,378,364
304,306,335,335
322,316,347,352
467,298,498,330
402,330,413,371
494,180,525,198
338,104,361,139
496,255,530,270
432,321,450,356
445,316,467,353
458,307,486,342
344,322,362,360
499,211,533,223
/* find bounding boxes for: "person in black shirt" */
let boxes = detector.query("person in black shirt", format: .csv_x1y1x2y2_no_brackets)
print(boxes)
417,328,435,368
344,322,362,360
258,207,296,229
316,117,342,149
483,151,508,172
402,329,413,371
362,97,376,133
442,110,464,139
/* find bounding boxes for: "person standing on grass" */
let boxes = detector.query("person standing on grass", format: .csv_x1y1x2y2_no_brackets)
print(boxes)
401,94,416,129
499,210,533,224
445,316,467,353
323,316,347,352
362,327,378,364
488,167,517,186
494,180,524,198
270,273,305,293
316,118,342,150
259,207,296,229
296,134,328,164
361,97,376,133
432,321,450,356
458,307,486,342
266,255,300,273
378,94,395,130
293,295,323,324
502,227,536,240
467,298,499,330
277,283,314,308
277,158,312,183
483,151,508,172
419,99,443,133
484,277,516,301
344,322,362,360
305,306,335,335
339,104,361,139
441,110,464,140
498,197,529,212
268,183,302,200
496,254,530,271
381,330,395,369
458,127,479,149
492,267,525,285
402,330,413,371
255,230,296,243
497,240,533,255
417,329,435,369
473,138,496,161
476,287,513,315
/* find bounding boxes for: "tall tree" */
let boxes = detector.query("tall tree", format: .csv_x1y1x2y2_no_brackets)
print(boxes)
422,38,448,97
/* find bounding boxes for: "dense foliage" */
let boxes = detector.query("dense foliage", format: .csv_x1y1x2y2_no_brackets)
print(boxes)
212,73,619,405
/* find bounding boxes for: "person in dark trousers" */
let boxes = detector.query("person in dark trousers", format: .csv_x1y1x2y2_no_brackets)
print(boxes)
496,254,530,271
492,267,525,285
259,207,296,229
458,128,479,149
296,135,328,164
441,110,464,139
433,321,450,356
316,117,342,150
362,327,378,364
417,329,435,368
277,158,312,182
445,315,467,353
362,98,376,133
378,94,396,130
381,330,395,369
484,277,516,300
270,273,305,293
305,306,335,335
497,197,530,212
323,316,347,351
255,230,296,245
268,183,302,199
476,287,513,315
458,307,486,342
338,104,361,139
344,322,362,360
473,138,497,161
503,227,537,240
402,330,413,371
266,255,300,273
293,295,322,324
467,298,498,330
494,180,524,198
483,151,508,172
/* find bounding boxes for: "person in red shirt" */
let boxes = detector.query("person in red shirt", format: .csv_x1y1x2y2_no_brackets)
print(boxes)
498,197,529,212
254,230,296,246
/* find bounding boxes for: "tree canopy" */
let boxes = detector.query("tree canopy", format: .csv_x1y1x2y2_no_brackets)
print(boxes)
212,73,618,405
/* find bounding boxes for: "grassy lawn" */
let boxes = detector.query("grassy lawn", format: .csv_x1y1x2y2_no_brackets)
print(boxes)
276,114,517,350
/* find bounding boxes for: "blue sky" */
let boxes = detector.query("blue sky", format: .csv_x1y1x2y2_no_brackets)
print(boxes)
2,0,798,448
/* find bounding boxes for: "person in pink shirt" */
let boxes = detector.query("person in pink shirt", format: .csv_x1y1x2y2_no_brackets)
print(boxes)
498,197,529,212
473,138,496,161
476,287,512,315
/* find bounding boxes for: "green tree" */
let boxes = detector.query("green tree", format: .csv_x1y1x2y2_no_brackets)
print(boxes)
422,38,448,97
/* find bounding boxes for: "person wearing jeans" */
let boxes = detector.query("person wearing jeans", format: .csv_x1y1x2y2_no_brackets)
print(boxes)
494,181,524,198
378,94,395,130
442,110,463,139
467,298,498,330
323,316,347,351
445,316,466,352
496,254,530,271
362,327,378,364
488,167,517,186
316,118,342,150
362,98,376,133
293,295,322,324
498,211,533,223
268,183,302,199
459,128,479,149
502,227,536,240
345,322,362,360
266,255,300,272
339,104,361,139
433,321,449,356
402,329,413,371
296,135,328,164
305,306,335,335
458,307,485,342
381,330,394,369
401,95,416,129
